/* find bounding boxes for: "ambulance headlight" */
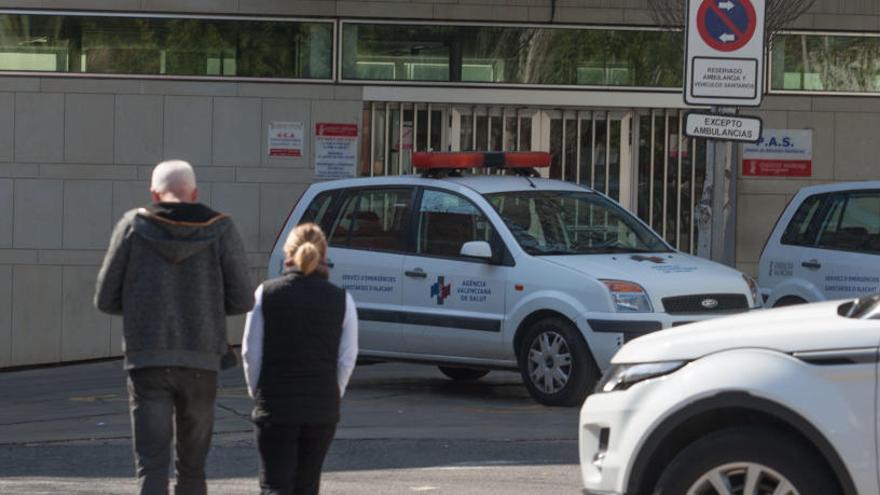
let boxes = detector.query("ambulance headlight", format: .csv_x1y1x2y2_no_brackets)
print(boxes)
601,280,653,313
742,274,762,308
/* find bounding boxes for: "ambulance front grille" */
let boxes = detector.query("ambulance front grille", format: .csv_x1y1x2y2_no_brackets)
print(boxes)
662,294,749,315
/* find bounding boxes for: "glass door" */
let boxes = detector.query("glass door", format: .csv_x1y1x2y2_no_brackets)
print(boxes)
633,109,709,254
360,102,446,176
361,102,707,254
449,106,541,153
542,110,633,210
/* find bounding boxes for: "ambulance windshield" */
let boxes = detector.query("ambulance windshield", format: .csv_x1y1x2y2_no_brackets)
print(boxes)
485,190,671,256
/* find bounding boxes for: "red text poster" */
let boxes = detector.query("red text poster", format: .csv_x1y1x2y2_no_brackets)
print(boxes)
315,123,358,179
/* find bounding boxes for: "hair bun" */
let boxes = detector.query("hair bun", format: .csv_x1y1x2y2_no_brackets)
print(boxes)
283,223,328,275
293,242,320,275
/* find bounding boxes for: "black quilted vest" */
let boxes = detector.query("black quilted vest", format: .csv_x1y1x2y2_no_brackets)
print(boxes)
252,271,346,425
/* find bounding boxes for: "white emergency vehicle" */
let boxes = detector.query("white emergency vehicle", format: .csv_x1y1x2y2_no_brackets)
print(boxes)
269,152,760,406
759,181,880,307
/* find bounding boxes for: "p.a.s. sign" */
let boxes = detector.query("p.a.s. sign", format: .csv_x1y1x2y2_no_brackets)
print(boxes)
742,129,813,177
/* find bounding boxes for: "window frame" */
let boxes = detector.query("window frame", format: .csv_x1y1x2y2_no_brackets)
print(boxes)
0,9,337,83
408,186,512,265
325,185,418,255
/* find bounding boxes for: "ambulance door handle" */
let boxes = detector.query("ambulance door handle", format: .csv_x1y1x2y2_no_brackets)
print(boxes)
801,260,822,270
405,269,427,279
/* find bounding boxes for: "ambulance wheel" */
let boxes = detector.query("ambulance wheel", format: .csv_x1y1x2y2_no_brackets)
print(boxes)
518,317,598,407
438,366,490,381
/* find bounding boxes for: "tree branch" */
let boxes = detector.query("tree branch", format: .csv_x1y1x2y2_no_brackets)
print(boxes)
646,0,815,44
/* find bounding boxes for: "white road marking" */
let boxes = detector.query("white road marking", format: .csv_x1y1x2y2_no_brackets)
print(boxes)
414,460,563,471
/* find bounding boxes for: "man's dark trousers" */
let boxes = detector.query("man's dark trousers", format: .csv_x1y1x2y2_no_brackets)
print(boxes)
255,421,337,495
128,367,218,495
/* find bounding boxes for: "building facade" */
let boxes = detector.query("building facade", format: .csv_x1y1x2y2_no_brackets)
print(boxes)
0,0,877,367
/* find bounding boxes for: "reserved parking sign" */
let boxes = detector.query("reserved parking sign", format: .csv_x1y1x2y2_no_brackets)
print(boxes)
685,0,767,106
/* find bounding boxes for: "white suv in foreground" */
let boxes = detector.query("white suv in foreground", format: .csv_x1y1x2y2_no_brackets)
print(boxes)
270,152,760,406
579,296,880,494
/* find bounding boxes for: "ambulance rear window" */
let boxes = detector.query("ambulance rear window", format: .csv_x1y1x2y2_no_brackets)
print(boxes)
300,190,340,234
781,193,826,247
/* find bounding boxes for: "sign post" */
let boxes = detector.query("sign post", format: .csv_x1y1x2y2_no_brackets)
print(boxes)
684,0,766,264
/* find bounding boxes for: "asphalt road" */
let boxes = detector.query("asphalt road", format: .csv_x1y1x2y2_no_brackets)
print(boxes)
0,358,582,494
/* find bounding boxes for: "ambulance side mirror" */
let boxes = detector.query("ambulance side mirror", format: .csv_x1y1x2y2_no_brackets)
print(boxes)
460,241,493,260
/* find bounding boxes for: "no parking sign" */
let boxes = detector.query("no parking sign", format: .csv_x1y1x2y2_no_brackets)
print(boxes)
685,0,766,106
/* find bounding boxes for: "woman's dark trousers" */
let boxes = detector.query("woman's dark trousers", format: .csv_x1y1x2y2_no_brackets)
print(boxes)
255,421,337,495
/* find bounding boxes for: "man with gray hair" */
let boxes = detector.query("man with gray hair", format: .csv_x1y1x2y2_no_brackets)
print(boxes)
95,159,254,495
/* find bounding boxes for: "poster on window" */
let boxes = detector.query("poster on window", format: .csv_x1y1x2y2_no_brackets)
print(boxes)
392,122,413,151
268,121,304,157
315,123,358,179
668,134,689,159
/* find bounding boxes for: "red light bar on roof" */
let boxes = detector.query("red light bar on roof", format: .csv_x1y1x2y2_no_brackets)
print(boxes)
412,151,550,170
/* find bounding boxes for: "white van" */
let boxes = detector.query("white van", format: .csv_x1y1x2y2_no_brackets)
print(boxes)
269,152,760,405
760,181,880,307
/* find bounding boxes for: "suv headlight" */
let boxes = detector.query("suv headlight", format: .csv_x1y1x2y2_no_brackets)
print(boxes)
596,361,687,393
742,274,761,308
601,280,653,313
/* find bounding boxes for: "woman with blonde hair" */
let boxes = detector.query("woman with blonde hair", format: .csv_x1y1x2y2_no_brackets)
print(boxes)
242,223,358,495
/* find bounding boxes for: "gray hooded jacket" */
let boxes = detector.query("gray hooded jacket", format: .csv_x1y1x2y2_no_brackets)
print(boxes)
95,203,254,371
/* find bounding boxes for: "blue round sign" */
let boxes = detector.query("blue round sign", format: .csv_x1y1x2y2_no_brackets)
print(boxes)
697,0,757,52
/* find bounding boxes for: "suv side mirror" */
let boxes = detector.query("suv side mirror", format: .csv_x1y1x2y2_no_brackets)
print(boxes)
460,241,492,260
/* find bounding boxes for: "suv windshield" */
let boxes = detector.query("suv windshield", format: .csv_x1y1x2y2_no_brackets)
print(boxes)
484,190,671,256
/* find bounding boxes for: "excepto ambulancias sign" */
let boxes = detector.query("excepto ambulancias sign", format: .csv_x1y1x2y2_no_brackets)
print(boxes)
685,0,766,106
685,112,762,142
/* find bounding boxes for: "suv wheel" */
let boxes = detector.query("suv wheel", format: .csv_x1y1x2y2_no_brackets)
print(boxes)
653,427,839,495
438,366,490,381
517,317,598,407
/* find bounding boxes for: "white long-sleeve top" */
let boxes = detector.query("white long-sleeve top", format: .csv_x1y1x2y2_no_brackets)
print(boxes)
242,284,359,399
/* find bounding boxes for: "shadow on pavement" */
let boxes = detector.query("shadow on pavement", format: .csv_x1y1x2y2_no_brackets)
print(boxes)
0,438,577,478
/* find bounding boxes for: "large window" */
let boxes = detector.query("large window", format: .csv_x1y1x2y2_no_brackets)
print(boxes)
771,33,880,94
341,22,683,88
0,13,333,79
